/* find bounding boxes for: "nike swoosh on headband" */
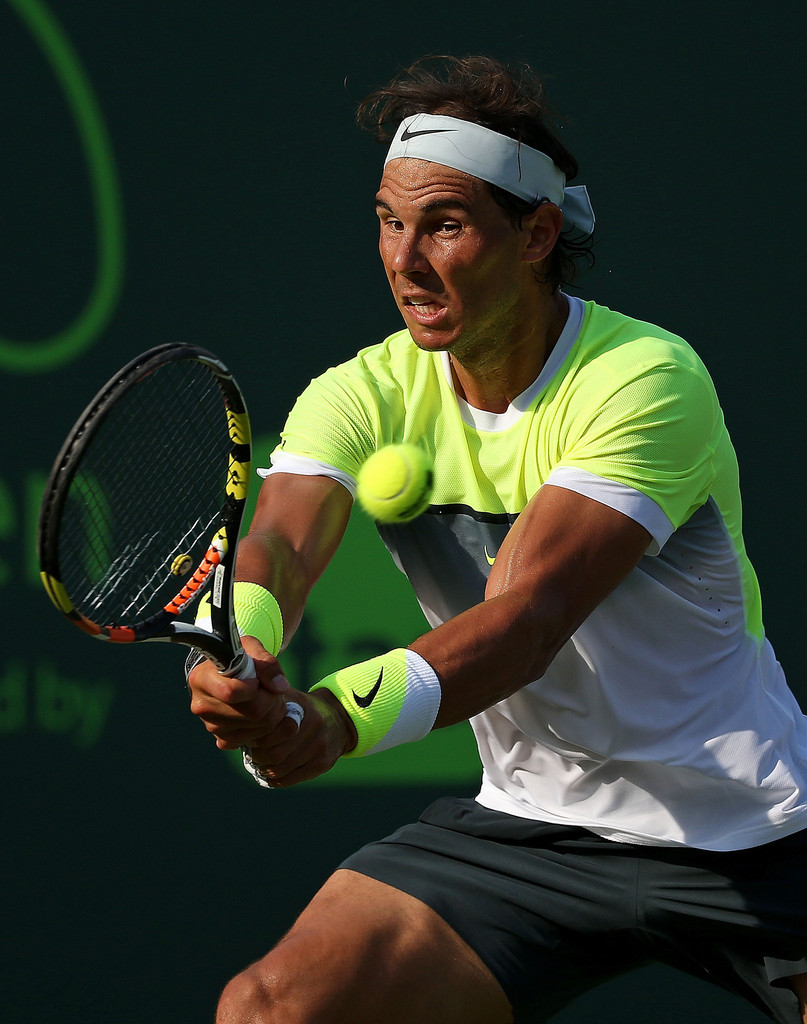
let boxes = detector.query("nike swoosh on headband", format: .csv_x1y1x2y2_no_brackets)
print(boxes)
386,113,595,235
400,125,458,142
353,668,384,708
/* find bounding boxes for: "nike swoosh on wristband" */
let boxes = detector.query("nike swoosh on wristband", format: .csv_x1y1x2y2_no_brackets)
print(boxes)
400,126,458,142
353,668,384,708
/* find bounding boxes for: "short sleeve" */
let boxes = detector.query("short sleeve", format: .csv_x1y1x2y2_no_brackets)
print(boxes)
555,359,721,531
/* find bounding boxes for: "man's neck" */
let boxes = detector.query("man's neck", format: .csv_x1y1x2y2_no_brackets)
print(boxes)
449,291,569,413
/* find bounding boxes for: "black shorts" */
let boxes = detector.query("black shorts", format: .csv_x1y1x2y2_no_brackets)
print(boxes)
341,797,807,1023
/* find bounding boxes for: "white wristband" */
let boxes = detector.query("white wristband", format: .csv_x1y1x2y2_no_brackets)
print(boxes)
310,648,442,757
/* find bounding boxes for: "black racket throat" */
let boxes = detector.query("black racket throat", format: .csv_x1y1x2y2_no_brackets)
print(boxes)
37,342,252,675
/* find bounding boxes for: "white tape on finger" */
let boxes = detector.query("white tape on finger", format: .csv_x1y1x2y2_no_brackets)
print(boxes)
285,701,304,729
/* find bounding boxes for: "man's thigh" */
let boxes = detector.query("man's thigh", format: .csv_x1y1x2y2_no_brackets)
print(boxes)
224,869,514,1024
341,799,807,1024
341,798,653,1022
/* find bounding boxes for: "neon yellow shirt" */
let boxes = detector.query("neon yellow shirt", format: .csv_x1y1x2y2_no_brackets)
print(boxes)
266,297,807,849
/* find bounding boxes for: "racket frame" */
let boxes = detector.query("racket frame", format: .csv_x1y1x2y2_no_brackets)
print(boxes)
37,342,252,676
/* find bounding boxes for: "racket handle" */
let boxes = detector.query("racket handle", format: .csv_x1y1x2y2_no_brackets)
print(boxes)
229,651,305,729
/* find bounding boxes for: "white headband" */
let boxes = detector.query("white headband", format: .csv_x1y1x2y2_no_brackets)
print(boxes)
384,113,595,235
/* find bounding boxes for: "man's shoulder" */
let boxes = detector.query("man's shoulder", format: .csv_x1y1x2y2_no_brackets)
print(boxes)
324,329,438,389
577,301,708,378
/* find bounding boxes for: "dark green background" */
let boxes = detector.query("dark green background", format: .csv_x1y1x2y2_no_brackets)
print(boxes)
2,1,805,1020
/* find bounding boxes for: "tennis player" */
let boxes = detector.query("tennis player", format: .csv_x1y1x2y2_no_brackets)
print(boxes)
188,55,807,1024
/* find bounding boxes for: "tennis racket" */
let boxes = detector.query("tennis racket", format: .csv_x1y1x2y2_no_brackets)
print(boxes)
37,342,303,723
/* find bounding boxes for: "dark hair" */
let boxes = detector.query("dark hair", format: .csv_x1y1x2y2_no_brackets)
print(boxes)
357,55,594,291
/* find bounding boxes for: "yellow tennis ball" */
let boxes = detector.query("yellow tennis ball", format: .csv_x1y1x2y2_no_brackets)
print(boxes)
357,444,434,523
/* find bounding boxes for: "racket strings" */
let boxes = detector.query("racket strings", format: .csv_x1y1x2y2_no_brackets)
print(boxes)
58,360,234,625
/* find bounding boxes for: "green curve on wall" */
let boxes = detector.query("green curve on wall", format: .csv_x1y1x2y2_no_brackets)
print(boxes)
1,0,124,374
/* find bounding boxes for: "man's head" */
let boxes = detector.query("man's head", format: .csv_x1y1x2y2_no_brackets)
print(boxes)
374,154,563,362
357,55,594,292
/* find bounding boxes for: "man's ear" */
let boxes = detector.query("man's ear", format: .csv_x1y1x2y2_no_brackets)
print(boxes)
521,202,563,264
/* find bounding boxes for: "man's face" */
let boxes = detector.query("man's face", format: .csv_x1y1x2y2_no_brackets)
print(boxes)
375,158,534,364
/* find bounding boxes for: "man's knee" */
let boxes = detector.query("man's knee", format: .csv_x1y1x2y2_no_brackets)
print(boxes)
215,953,297,1024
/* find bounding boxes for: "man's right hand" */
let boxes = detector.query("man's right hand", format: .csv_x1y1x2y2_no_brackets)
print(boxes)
188,634,358,786
187,635,298,752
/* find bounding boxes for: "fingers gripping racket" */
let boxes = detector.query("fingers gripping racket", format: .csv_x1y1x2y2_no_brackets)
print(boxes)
37,342,303,724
